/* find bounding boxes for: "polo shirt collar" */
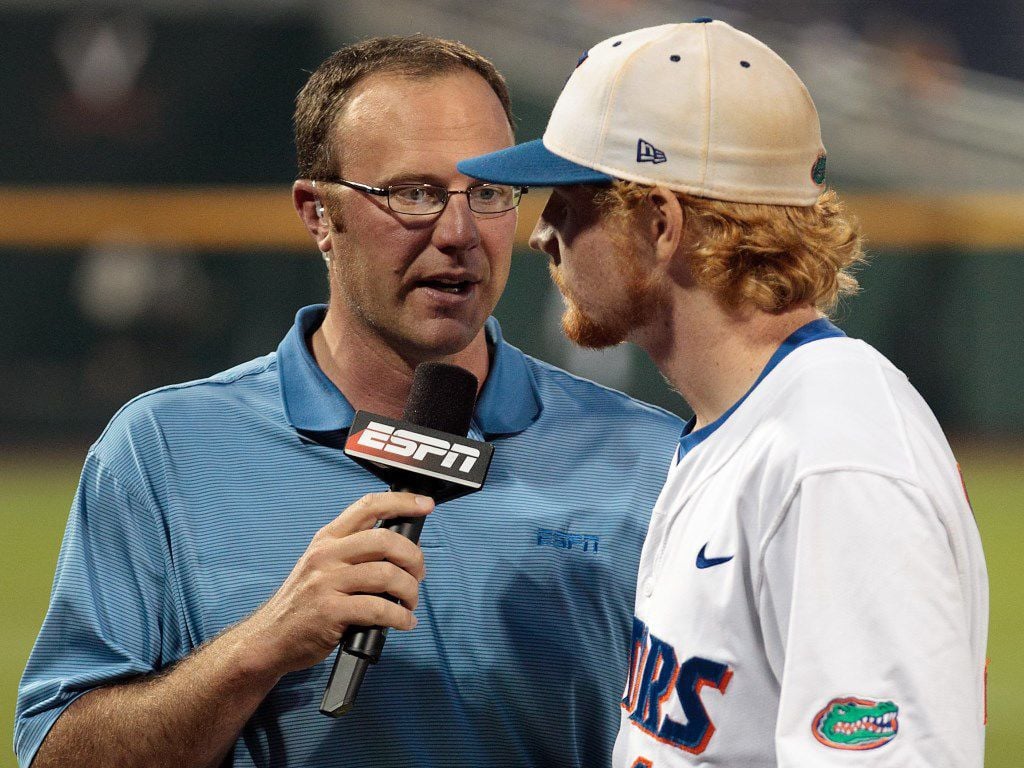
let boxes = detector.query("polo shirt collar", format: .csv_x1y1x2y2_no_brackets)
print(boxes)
278,305,541,439
476,316,543,437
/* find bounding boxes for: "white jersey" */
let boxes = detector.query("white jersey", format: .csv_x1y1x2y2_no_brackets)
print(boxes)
613,324,988,768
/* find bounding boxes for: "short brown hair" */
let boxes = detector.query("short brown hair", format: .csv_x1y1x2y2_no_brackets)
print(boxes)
294,36,513,180
597,183,865,315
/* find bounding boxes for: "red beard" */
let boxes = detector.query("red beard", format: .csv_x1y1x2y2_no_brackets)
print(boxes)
548,244,664,349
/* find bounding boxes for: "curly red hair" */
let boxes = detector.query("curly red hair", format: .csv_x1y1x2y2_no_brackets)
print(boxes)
596,184,866,314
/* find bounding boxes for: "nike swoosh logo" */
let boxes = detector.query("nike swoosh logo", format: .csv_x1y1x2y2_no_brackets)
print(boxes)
696,543,734,569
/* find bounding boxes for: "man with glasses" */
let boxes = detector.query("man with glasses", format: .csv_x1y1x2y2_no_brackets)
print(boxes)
16,36,682,768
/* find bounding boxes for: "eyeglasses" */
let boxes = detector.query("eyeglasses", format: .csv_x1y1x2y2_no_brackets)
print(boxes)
314,177,527,216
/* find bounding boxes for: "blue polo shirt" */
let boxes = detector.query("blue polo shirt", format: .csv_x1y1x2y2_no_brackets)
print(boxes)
16,305,683,768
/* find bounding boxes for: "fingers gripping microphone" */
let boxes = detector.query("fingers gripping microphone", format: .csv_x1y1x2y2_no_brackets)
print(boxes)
320,362,492,716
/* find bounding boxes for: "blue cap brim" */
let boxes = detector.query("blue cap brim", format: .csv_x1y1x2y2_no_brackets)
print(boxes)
458,139,614,187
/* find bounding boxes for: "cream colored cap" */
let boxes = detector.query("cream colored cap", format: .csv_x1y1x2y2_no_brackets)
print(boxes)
460,19,827,206
544,20,827,205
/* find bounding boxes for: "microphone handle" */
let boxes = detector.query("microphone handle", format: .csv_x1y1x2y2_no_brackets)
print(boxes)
320,487,427,716
379,512,426,548
341,503,425,661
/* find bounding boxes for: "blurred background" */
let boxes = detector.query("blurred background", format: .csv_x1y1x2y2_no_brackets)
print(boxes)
2,0,1021,765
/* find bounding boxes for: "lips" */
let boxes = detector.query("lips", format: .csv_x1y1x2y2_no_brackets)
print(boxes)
418,279,473,294
412,274,480,296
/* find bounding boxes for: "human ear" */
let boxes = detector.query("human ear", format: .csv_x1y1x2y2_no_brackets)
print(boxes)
647,186,684,267
292,179,333,253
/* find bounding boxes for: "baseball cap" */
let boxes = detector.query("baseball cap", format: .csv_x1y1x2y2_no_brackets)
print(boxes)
458,19,827,206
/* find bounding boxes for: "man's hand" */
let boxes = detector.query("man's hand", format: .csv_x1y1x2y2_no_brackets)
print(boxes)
240,492,434,677
30,492,435,768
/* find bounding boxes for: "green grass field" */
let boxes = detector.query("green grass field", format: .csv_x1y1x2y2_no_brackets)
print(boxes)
2,445,1021,767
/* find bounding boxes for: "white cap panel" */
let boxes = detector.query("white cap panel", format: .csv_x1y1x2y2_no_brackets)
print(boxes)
542,20,827,206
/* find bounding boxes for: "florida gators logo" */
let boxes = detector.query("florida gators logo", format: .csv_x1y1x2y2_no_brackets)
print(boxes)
811,154,827,185
812,697,899,750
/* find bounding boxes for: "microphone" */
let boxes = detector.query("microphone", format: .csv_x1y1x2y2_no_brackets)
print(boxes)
320,362,493,716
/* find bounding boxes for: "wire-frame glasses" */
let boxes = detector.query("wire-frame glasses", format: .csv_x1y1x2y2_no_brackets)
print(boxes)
315,177,527,216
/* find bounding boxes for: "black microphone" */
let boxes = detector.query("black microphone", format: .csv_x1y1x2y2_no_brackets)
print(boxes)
320,362,490,717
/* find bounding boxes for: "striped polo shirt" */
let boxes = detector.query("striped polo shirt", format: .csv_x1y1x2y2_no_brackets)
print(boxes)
16,305,683,768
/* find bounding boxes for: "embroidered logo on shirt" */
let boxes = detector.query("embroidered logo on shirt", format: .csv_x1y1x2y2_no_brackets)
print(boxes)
536,528,600,553
695,543,733,569
812,697,899,750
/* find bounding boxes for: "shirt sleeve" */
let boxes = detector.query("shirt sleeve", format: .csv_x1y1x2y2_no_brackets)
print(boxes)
760,470,984,767
14,450,168,768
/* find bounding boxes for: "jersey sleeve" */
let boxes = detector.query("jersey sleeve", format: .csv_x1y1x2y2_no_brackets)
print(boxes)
759,470,984,767
14,450,169,767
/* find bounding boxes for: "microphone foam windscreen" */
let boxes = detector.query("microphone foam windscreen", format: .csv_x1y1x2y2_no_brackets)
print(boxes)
403,362,479,437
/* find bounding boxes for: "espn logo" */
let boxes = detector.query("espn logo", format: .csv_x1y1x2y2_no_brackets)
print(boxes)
537,528,600,553
344,411,493,489
357,421,480,473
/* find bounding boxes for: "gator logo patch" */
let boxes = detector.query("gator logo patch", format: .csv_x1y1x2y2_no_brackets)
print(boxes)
812,697,899,750
811,154,827,185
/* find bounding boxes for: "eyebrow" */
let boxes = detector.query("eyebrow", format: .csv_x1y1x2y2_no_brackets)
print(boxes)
376,173,448,188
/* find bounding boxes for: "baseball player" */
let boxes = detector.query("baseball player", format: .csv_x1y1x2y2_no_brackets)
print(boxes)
459,19,988,767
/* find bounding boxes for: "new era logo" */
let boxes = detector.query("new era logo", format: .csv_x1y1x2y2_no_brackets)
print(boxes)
636,139,666,164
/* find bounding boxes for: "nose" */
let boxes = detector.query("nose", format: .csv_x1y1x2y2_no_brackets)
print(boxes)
431,192,481,256
528,220,551,254
530,200,560,263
